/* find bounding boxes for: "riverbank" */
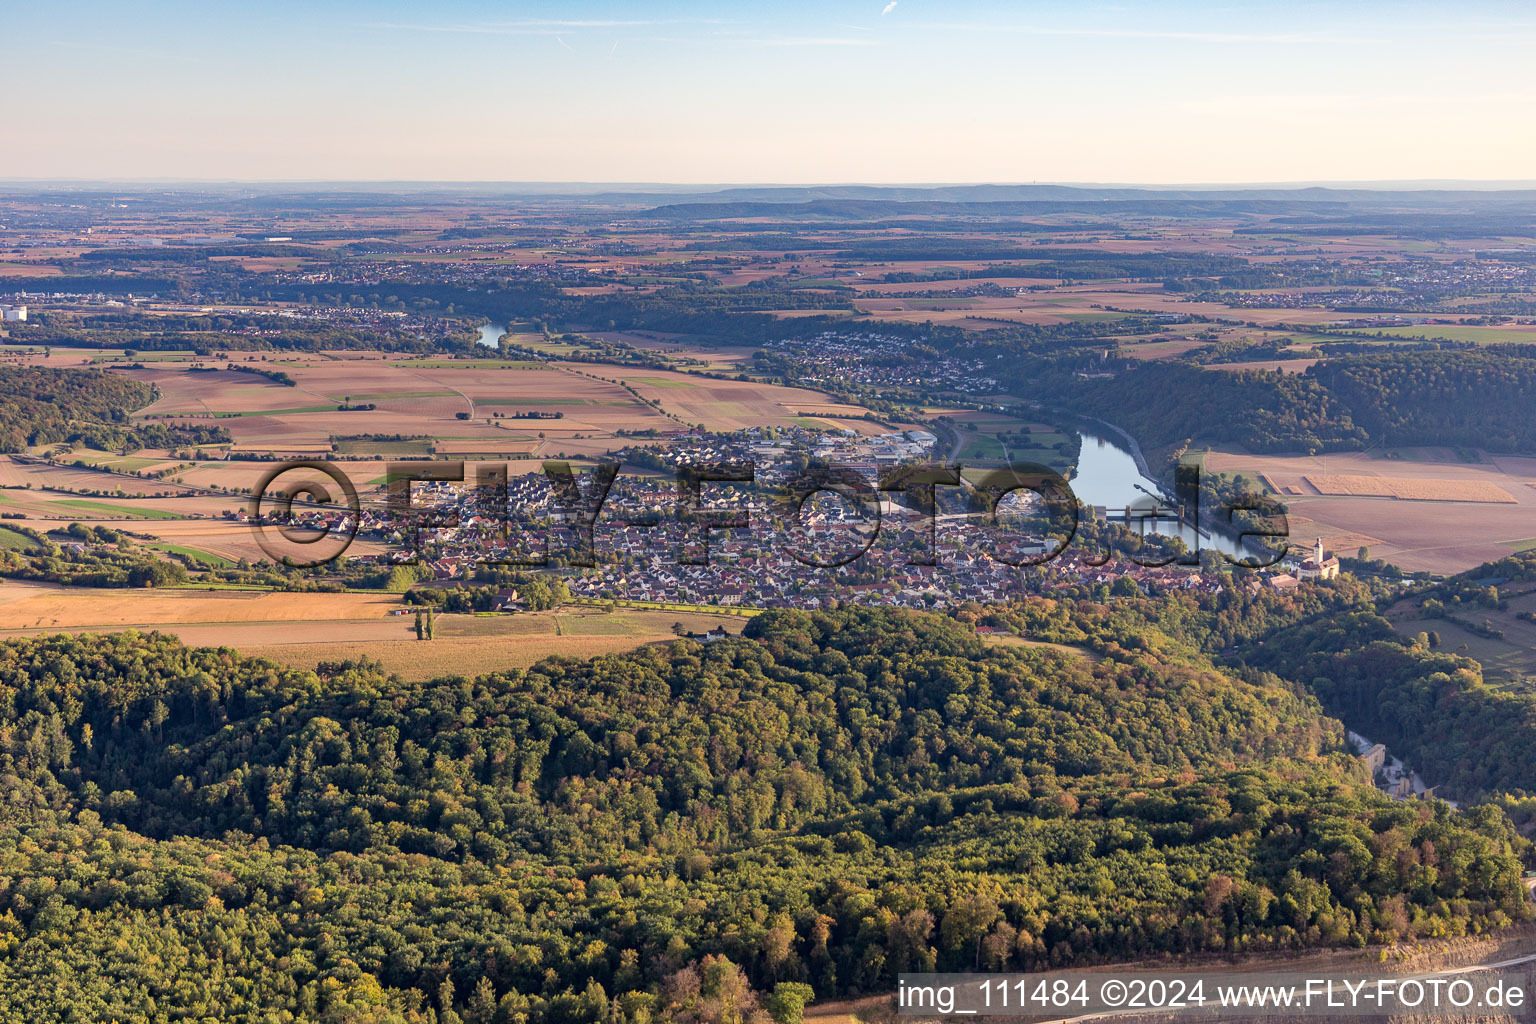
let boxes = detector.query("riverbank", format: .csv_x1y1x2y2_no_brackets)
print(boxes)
1081,414,1157,482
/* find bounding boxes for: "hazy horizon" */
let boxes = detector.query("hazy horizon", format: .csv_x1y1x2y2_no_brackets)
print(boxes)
8,0,1536,183
6,178,1536,192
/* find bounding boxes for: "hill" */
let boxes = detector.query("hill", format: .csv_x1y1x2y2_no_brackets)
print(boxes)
0,608,1524,1021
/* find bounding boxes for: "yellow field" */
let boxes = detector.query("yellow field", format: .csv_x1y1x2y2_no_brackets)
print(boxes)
244,633,667,678
0,587,745,680
0,583,402,629
1305,474,1518,503
1203,449,1536,573
223,607,744,679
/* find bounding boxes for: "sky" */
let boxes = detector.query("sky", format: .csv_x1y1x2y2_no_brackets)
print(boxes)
6,0,1536,184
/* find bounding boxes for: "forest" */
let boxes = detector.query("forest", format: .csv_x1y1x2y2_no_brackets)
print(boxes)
1235,551,1536,800
1056,360,1370,456
1309,348,1536,450
0,365,228,453
1050,347,1536,462
0,606,1527,1022
9,311,466,355
982,558,1536,802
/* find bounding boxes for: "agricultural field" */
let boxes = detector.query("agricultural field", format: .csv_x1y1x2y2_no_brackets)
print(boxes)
1337,324,1536,346
0,455,201,497
1205,358,1318,374
215,605,744,679
939,411,1075,469
84,516,388,563
588,333,760,371
1386,580,1536,687
122,353,878,455
0,583,745,680
578,365,886,433
0,583,402,630
1303,474,1518,503
1205,448,1536,574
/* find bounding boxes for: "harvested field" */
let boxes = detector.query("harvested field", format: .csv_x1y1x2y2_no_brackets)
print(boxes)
25,491,234,520
171,459,386,496
1259,473,1311,496
125,357,680,450
0,589,746,681
228,443,334,456
433,440,543,456
0,456,200,497
1204,449,1536,574
110,352,885,456
242,633,678,678
1305,475,1518,503
217,607,745,680
0,583,402,630
583,366,883,433
67,517,386,562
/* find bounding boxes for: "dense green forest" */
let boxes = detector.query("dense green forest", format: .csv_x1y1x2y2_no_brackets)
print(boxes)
10,311,469,355
0,365,228,452
1235,552,1536,800
1310,348,1536,450
979,559,1536,802
1045,347,1536,463
1060,360,1369,456
0,608,1526,1022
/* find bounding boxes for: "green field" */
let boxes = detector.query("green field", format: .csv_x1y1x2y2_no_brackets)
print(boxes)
0,526,40,553
1006,435,1075,468
146,542,233,567
1338,325,1536,346
1389,585,1536,688
956,432,1007,460
496,335,587,354
91,350,201,362
68,453,164,472
53,500,185,520
568,596,760,617
868,298,979,311
1280,332,1344,345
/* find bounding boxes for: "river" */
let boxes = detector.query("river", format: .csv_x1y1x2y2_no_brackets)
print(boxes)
476,323,506,349
1071,430,1267,562
462,342,1259,561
